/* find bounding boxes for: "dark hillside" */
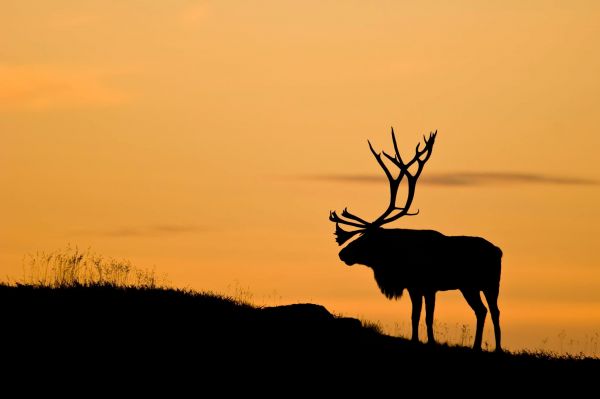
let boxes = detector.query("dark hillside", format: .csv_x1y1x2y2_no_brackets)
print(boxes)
1,285,597,392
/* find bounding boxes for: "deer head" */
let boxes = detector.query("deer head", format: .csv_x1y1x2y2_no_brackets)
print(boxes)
329,128,437,246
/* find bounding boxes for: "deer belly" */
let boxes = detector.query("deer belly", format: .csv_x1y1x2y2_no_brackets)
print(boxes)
406,262,494,290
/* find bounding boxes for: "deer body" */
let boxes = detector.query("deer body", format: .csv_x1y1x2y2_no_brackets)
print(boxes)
330,128,503,351
340,229,501,296
340,228,502,350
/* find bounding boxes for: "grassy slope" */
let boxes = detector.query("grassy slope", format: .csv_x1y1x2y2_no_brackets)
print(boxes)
1,284,598,391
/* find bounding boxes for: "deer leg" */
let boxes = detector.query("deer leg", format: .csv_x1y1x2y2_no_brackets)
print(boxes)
424,291,436,344
408,289,422,342
461,289,487,351
483,287,502,352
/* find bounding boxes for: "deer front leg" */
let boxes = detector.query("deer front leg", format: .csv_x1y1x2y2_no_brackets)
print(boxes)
424,291,436,344
408,289,422,342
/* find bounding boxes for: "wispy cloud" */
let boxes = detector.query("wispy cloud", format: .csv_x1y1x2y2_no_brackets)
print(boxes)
73,224,205,238
302,172,598,187
0,64,129,111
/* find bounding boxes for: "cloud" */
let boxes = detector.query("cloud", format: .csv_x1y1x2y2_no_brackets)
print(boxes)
302,172,598,187
74,224,205,238
423,172,599,186
0,64,129,111
151,225,203,234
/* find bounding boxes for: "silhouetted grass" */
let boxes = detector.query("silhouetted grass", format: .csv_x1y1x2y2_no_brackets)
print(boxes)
19,245,165,288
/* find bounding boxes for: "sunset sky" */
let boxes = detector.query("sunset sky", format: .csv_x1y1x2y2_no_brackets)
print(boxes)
2,1,599,355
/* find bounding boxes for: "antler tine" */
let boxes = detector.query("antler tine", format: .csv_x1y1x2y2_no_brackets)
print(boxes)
368,140,393,181
423,130,436,146
391,127,404,165
333,222,364,245
413,130,437,177
369,132,405,227
382,151,397,164
329,210,369,229
394,207,420,216
342,208,370,225
330,209,370,245
405,130,437,170
382,128,405,167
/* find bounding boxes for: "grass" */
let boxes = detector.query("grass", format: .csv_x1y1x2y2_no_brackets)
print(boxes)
19,245,167,289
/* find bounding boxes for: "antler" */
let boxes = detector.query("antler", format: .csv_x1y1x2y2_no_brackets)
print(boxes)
371,127,437,226
329,128,437,244
329,208,370,245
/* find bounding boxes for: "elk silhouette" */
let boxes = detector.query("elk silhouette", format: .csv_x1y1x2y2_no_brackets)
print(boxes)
329,129,502,351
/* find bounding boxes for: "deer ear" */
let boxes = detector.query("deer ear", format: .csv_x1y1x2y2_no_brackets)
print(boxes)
335,224,363,245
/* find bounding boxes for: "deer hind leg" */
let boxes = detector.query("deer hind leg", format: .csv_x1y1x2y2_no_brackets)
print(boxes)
424,292,436,344
461,289,487,350
408,289,423,342
483,286,502,352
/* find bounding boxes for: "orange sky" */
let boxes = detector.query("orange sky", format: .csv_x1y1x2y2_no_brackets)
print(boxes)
1,1,599,355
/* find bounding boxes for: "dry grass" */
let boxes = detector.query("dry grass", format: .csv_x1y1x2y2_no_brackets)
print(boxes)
19,245,168,289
